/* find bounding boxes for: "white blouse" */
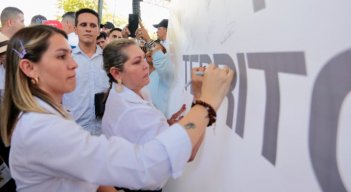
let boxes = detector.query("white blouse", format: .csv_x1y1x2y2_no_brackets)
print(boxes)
9,98,191,192
102,84,169,144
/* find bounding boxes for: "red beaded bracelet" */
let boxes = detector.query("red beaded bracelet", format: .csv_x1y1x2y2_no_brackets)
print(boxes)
192,100,217,127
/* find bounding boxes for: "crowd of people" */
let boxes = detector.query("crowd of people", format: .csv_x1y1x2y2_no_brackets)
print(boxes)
0,6,234,192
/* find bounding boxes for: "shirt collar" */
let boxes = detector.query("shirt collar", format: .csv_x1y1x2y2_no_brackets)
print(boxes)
113,82,151,105
34,97,74,120
72,44,102,57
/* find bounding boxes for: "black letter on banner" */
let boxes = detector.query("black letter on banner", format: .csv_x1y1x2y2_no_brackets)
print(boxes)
200,54,212,67
183,55,190,90
235,53,247,137
247,52,306,165
253,0,266,12
189,55,199,93
309,50,351,192
213,54,237,129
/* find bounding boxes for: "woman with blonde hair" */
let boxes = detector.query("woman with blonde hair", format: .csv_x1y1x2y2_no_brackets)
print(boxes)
1,25,233,192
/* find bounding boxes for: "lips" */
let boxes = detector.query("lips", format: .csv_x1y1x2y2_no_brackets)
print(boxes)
68,74,76,79
143,73,149,79
83,34,93,38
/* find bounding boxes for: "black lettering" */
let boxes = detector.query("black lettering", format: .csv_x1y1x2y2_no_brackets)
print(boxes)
235,53,247,137
213,54,237,129
247,52,306,165
309,50,351,192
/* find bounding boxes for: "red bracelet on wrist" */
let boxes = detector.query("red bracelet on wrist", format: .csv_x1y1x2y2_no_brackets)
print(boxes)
192,100,217,127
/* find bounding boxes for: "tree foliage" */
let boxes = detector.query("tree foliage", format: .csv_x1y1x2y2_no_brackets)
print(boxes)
57,0,127,27
57,0,101,12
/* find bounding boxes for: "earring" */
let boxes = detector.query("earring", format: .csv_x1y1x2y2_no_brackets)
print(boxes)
31,77,39,85
115,79,123,93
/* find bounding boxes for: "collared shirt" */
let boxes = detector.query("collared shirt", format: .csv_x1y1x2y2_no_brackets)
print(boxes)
160,39,169,51
10,98,192,192
62,45,109,135
102,84,169,144
146,50,174,117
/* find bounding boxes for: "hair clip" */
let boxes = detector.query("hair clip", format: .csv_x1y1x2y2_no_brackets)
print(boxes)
12,40,27,59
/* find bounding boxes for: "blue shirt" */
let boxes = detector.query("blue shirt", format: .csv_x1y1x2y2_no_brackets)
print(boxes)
147,50,174,117
63,45,109,135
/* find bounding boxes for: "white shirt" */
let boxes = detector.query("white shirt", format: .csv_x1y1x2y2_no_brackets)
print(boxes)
102,84,169,144
10,98,192,192
63,45,109,135
161,39,169,51
68,32,78,48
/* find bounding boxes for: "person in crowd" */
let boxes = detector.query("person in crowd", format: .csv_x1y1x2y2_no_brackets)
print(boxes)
102,39,194,191
136,22,173,117
0,24,233,192
97,31,108,49
0,33,8,94
62,8,109,136
61,11,79,48
0,7,25,38
0,32,16,192
146,40,173,117
30,14,47,25
100,21,115,34
107,27,123,42
152,19,168,49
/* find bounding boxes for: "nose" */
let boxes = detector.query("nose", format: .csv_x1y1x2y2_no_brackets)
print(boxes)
69,58,78,69
143,60,149,70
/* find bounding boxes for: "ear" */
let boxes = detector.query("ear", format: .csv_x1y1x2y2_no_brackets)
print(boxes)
109,67,122,82
18,59,38,79
6,19,12,27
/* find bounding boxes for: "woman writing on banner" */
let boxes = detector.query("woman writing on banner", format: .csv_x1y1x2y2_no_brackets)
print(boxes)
101,39,198,191
1,25,233,191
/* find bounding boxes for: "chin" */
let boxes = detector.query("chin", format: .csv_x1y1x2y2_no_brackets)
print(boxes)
66,86,76,93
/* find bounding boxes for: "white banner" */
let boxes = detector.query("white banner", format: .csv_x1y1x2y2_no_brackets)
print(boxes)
165,0,351,191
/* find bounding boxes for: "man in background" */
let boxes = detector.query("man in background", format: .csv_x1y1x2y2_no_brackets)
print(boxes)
153,19,168,49
0,30,16,192
30,14,47,25
63,8,109,136
96,31,107,48
100,21,114,34
0,7,25,38
61,11,79,48
107,27,123,42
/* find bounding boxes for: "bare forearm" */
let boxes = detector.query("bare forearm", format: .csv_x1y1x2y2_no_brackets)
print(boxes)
189,129,205,161
178,105,209,147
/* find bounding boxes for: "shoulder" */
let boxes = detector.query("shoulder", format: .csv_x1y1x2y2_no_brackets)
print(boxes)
12,112,79,147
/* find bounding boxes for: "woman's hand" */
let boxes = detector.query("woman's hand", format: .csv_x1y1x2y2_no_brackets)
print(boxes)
167,104,186,125
200,64,234,111
191,66,206,100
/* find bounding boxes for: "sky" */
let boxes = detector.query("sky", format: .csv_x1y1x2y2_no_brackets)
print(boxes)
0,0,170,33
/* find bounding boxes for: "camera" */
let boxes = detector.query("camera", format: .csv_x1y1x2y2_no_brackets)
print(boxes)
128,14,139,38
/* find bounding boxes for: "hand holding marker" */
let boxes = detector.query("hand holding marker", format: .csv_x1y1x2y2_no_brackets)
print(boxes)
185,65,227,89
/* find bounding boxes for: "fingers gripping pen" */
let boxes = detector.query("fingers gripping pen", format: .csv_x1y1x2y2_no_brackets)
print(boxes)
184,71,204,89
